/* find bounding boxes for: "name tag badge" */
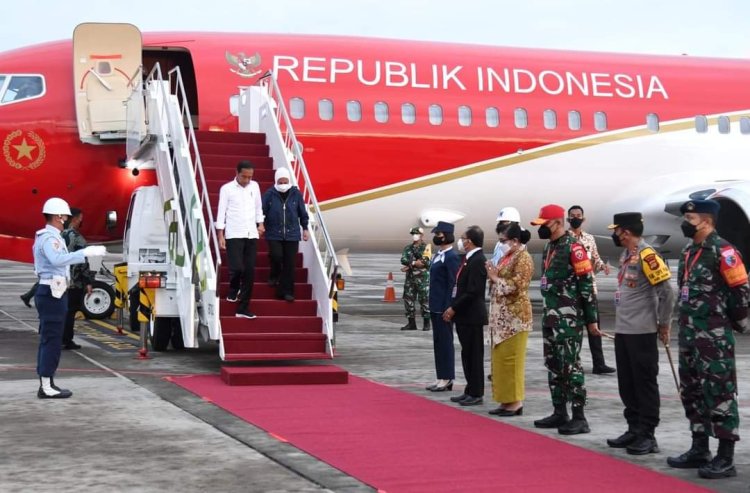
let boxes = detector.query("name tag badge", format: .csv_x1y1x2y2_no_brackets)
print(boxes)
680,285,689,302
614,290,621,306
451,286,457,298
540,275,548,290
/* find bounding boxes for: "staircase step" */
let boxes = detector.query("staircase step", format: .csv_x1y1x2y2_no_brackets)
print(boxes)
220,315,322,333
220,298,316,316
199,142,269,156
220,365,348,385
220,267,308,283
224,352,332,362
223,333,327,355
220,282,311,299
204,172,275,191
219,252,303,269
196,130,265,145
201,154,273,169
204,168,273,182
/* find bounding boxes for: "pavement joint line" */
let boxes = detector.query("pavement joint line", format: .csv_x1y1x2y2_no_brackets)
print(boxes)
74,350,134,383
89,318,141,341
0,308,38,331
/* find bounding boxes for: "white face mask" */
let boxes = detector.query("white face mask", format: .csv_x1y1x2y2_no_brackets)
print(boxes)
275,183,292,193
412,234,421,242
457,238,465,253
497,241,510,257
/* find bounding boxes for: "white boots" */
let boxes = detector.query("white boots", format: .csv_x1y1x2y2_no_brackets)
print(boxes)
38,376,72,399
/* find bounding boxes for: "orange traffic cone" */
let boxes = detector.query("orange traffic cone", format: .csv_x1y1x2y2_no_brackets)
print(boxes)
382,272,397,302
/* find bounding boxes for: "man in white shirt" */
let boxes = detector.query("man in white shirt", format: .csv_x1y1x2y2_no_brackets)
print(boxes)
216,160,265,319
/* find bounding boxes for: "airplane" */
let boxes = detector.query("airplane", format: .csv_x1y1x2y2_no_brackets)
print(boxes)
1,25,750,266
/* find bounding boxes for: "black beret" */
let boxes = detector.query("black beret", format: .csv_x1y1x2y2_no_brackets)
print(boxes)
680,199,720,216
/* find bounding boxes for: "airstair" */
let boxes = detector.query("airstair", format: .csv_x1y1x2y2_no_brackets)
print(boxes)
126,66,341,369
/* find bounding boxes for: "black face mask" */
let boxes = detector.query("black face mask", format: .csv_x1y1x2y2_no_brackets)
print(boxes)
611,232,622,247
681,220,698,238
538,225,552,240
433,236,444,246
568,218,583,229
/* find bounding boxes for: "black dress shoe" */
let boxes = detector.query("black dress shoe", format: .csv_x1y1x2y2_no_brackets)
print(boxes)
63,342,82,350
425,383,438,391
450,394,469,403
698,456,737,479
626,435,659,455
490,407,523,416
459,396,483,406
534,413,569,429
558,418,590,435
593,365,616,375
607,430,637,448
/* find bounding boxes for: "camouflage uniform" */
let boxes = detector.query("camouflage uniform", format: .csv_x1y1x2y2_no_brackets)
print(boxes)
401,241,431,319
677,231,750,442
540,234,598,409
62,228,95,288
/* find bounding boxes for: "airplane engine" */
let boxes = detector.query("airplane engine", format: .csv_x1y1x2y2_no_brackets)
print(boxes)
710,183,750,262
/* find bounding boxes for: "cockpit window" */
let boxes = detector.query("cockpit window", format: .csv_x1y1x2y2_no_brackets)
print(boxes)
0,75,45,105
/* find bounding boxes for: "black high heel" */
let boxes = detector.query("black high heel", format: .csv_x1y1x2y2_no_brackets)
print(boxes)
432,380,453,392
492,406,523,417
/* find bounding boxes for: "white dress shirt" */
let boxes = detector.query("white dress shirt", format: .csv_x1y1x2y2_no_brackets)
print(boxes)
216,178,264,239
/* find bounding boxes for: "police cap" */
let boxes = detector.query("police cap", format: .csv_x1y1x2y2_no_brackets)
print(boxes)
680,199,720,216
430,221,454,234
607,212,643,230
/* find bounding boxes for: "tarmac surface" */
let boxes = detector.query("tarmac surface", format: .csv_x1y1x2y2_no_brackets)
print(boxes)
1,254,749,492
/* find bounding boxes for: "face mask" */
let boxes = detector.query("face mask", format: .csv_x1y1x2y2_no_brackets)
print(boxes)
275,183,291,193
433,236,444,246
568,218,583,229
412,234,421,242
538,225,552,240
681,220,698,238
611,232,622,247
457,238,465,253
497,242,511,257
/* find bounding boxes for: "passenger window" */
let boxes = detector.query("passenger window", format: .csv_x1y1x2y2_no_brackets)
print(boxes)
718,115,730,134
740,117,750,135
695,115,708,133
646,113,659,132
568,110,581,130
318,99,333,121
374,102,389,123
514,108,528,129
347,100,362,122
428,104,443,125
543,109,557,130
594,111,607,131
289,97,305,119
0,75,44,104
458,106,472,127
485,107,499,128
402,103,416,124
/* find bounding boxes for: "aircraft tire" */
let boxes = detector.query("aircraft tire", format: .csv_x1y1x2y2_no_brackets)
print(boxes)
81,280,116,320
152,318,173,351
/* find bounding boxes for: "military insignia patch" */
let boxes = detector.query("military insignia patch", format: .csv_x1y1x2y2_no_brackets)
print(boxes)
640,247,670,285
570,243,593,275
720,246,748,287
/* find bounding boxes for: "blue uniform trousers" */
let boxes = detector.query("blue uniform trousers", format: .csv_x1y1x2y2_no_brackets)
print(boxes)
35,285,68,377
431,312,455,380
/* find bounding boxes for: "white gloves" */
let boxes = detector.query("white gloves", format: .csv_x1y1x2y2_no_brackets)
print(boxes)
82,245,107,257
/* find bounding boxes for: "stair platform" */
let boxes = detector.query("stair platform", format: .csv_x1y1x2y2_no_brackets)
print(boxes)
221,365,348,386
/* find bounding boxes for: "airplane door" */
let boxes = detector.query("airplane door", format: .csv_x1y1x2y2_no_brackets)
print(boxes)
73,23,142,144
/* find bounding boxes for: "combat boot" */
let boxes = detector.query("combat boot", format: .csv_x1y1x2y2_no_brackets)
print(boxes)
626,432,659,455
534,404,569,429
400,318,417,331
37,376,72,399
558,406,590,435
422,317,431,331
667,433,712,469
698,439,737,479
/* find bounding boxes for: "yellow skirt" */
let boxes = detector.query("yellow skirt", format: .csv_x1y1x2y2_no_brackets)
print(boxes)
491,331,529,404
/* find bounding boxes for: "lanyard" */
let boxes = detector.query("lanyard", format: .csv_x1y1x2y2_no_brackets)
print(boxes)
617,250,636,287
543,247,556,272
682,247,703,284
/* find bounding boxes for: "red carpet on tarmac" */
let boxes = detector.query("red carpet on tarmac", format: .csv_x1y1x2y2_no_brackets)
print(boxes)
172,374,709,493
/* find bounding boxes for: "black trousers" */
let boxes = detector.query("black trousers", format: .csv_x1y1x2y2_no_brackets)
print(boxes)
226,238,257,312
455,323,484,397
267,240,299,297
63,287,85,344
614,332,660,434
587,299,607,368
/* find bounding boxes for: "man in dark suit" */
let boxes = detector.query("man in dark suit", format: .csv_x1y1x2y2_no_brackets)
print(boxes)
444,225,488,406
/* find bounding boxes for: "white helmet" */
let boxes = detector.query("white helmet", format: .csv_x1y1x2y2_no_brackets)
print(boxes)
496,206,521,223
42,197,72,215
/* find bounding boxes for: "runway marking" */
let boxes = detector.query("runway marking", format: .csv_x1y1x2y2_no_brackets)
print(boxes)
90,319,141,341
0,308,38,331
0,364,198,378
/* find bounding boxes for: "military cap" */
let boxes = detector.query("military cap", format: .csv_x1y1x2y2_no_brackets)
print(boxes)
530,204,565,225
607,212,643,230
409,227,424,235
680,199,720,216
430,221,454,234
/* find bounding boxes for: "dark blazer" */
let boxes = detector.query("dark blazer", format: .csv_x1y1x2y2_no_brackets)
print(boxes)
262,186,309,241
429,246,460,312
451,249,488,325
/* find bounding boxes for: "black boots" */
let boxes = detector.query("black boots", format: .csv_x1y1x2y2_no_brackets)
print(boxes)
698,439,737,479
626,433,659,455
534,404,569,429
558,406,590,435
667,433,712,469
422,317,431,331
400,318,417,331
607,430,637,448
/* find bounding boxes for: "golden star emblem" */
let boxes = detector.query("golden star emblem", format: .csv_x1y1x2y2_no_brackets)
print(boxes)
12,138,36,161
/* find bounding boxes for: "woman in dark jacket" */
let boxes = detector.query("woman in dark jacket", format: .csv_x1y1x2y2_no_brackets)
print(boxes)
262,168,309,301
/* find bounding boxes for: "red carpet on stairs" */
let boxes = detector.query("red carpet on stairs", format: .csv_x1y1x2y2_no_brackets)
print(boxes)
172,375,709,493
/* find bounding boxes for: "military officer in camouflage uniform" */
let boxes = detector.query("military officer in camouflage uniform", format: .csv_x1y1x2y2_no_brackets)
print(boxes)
530,204,600,435
400,227,431,331
62,208,95,350
667,199,750,480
